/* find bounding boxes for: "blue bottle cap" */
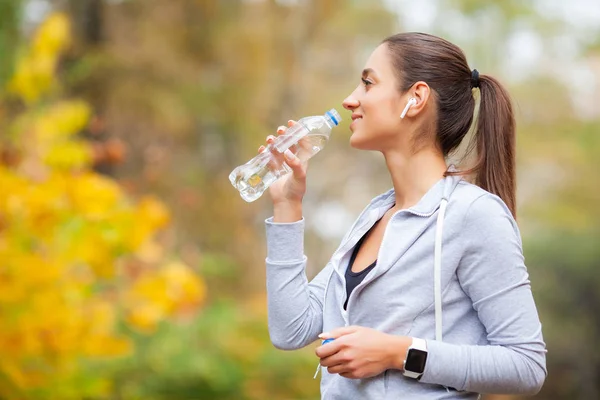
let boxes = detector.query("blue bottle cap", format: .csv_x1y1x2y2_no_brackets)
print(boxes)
325,109,341,126
322,338,335,345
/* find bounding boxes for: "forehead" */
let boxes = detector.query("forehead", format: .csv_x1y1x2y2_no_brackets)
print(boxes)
364,43,396,80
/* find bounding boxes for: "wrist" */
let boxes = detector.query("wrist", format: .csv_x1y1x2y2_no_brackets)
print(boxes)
273,201,303,223
388,335,413,371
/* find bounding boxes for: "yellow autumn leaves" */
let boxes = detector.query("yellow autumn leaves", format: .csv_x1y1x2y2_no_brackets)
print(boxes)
0,12,206,398
9,13,70,104
125,261,206,332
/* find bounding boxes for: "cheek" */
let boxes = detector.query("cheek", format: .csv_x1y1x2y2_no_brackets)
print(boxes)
350,118,396,149
369,92,401,123
369,106,400,134
350,93,402,147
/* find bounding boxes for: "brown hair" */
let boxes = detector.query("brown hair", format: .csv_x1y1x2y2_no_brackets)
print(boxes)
382,32,516,217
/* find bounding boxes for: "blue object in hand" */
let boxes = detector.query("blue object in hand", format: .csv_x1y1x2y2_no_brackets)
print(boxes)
322,338,334,345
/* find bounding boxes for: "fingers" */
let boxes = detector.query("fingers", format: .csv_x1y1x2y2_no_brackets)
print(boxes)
276,120,296,136
272,125,305,178
319,326,358,340
258,121,304,178
322,355,363,379
319,351,346,368
265,135,285,169
278,121,299,154
258,134,277,154
320,352,354,377
315,326,359,358
276,118,296,136
328,364,353,375
315,336,344,359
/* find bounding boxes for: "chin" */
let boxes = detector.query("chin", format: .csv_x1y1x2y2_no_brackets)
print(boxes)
349,133,372,150
349,133,361,149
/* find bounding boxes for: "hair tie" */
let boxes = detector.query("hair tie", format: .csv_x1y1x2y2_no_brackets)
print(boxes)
471,69,480,88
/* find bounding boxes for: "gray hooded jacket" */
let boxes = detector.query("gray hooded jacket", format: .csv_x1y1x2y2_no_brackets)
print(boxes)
265,174,547,399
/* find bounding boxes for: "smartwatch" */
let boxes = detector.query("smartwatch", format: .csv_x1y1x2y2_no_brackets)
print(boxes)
403,337,428,379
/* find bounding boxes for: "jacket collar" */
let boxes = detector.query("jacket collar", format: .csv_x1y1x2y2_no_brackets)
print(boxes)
370,166,463,216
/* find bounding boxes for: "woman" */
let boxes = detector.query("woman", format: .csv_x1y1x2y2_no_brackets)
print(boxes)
258,32,546,399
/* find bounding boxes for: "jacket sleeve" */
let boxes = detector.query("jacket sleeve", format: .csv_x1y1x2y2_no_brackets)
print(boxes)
419,194,547,395
264,217,334,350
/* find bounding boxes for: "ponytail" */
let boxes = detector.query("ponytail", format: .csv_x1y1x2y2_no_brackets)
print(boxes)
471,75,517,218
382,33,517,217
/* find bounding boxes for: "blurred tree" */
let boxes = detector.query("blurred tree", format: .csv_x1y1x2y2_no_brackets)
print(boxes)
527,231,600,399
68,0,104,47
0,11,205,399
67,0,397,293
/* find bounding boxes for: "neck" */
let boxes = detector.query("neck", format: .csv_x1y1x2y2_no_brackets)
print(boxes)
383,147,448,210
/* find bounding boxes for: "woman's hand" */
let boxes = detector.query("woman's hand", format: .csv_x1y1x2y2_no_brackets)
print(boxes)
315,326,412,379
257,120,307,222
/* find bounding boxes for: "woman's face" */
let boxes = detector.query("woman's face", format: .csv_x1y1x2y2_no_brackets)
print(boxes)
342,43,408,151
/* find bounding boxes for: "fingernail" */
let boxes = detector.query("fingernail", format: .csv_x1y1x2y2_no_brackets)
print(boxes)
318,332,330,339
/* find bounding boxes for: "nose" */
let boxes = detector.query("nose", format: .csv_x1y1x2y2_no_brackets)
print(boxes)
342,91,359,111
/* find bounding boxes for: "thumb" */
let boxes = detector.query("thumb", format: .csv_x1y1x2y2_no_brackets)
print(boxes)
283,149,306,179
318,326,358,340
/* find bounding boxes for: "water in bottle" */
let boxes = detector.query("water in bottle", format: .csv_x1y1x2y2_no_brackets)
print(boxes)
229,109,341,202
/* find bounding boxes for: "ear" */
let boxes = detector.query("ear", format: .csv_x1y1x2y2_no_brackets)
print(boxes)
403,81,431,118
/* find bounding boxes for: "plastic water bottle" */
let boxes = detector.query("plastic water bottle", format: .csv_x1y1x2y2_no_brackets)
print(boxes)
229,109,341,202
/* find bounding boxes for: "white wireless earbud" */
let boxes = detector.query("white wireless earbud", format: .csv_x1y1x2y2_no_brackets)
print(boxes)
400,97,417,119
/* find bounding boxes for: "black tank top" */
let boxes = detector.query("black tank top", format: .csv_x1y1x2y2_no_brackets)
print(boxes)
344,233,376,310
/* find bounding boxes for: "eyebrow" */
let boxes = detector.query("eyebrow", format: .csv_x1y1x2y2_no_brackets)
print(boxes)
362,68,376,78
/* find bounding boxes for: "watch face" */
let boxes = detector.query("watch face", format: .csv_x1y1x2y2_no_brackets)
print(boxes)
405,349,428,374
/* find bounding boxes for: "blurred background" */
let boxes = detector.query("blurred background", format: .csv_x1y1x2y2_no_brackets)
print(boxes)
0,0,598,399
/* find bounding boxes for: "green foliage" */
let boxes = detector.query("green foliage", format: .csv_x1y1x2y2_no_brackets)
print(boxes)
108,299,319,400
526,230,600,399
0,0,21,87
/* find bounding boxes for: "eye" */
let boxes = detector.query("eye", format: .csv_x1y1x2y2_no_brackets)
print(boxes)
361,78,372,87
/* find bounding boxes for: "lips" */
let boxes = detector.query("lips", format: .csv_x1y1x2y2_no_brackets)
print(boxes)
349,114,362,131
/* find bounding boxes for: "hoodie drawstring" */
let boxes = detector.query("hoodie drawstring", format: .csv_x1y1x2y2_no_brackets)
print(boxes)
434,198,448,342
